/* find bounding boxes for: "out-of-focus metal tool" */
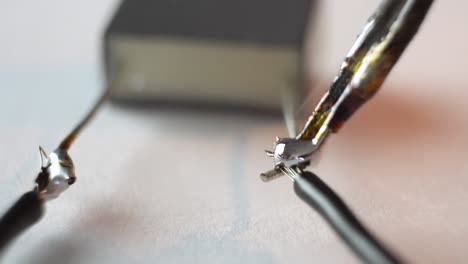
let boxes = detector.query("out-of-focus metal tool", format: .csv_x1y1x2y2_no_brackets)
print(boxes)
0,84,110,254
34,87,110,200
35,67,123,200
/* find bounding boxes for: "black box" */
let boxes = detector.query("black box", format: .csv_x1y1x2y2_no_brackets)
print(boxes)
104,0,314,110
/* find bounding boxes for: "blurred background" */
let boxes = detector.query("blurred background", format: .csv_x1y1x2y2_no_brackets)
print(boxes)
0,0,467,263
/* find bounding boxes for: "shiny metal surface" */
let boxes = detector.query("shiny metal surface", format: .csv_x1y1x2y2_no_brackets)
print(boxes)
33,87,111,200
269,136,326,168
262,0,433,180
35,148,76,200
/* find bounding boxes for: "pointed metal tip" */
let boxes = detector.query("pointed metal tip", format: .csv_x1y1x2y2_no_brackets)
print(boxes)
38,145,47,155
275,137,281,142
38,146,50,168
265,150,275,157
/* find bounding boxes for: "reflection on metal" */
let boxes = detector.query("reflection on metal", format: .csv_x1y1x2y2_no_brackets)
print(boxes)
34,84,112,200
262,0,434,180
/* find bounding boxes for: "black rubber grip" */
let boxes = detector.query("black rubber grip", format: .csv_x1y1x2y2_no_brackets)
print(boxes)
294,171,401,264
0,191,44,254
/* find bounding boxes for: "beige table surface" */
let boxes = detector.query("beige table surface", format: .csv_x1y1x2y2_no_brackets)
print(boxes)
1,1,468,263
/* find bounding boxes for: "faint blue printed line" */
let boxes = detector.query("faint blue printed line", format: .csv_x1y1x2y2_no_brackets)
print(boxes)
229,125,250,234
